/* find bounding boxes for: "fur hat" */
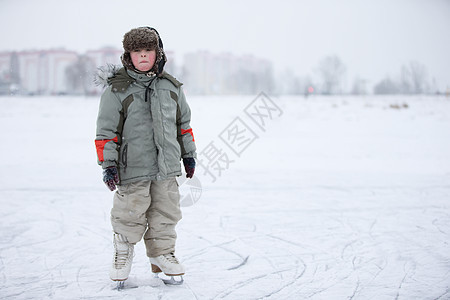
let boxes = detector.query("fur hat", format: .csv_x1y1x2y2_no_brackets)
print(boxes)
121,27,166,75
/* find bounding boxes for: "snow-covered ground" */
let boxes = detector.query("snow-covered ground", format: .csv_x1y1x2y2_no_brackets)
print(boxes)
1,94,449,299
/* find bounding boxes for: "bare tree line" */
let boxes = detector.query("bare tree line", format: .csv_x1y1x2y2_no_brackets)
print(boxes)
283,55,439,96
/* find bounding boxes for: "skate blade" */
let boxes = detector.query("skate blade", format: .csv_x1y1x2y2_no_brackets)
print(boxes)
116,281,125,290
153,272,184,285
112,280,138,291
161,275,184,285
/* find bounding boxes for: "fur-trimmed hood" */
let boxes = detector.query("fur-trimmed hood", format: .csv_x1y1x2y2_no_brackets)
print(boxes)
93,64,123,88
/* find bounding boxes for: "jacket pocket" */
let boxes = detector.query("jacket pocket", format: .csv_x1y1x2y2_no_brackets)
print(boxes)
120,143,128,173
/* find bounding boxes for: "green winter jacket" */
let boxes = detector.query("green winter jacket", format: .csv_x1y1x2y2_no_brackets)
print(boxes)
95,67,196,184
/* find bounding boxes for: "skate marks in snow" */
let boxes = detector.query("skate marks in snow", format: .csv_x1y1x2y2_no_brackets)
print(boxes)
178,182,450,299
227,255,249,271
0,191,69,298
180,215,309,299
0,189,115,299
277,204,450,299
0,192,65,251
1,182,449,298
1,96,450,299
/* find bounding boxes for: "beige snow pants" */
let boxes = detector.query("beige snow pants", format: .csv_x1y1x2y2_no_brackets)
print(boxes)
111,178,182,257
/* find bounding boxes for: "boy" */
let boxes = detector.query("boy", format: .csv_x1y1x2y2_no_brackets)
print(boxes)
94,27,196,285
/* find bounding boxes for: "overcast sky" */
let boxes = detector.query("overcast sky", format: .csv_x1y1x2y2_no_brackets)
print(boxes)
1,0,449,91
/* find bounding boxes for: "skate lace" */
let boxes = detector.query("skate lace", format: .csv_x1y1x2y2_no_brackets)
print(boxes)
163,253,179,264
114,243,133,269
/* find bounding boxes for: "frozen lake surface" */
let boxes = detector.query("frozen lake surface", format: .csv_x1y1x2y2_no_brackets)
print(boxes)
0,94,449,299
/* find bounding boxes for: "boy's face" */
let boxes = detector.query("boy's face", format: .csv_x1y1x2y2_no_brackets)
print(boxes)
130,49,156,72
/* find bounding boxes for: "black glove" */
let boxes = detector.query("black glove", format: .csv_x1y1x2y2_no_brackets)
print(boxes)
183,158,195,178
103,166,119,191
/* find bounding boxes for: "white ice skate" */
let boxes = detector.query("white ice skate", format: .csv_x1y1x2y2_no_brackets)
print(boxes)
149,252,185,285
110,233,134,289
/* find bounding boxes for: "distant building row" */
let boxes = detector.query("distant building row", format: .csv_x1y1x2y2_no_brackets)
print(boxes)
182,51,274,95
0,48,273,95
0,48,121,95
